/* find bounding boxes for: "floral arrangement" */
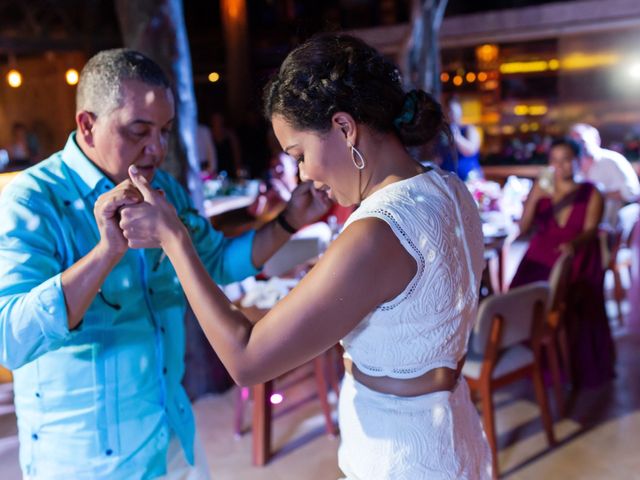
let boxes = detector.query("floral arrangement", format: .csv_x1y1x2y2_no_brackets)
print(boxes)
465,177,503,213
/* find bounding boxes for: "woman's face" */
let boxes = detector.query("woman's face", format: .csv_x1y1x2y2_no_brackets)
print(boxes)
549,144,577,182
271,114,358,206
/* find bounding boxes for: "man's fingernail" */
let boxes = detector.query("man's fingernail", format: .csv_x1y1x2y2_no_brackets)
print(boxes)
130,165,138,174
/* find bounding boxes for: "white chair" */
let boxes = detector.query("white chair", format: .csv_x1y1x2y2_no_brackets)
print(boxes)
607,203,640,325
463,282,555,477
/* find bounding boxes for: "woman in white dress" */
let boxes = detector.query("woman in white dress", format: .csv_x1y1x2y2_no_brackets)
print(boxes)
120,33,492,479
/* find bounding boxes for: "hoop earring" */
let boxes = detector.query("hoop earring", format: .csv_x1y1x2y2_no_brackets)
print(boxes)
348,142,366,170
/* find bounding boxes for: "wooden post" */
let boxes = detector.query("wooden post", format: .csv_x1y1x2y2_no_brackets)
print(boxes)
220,0,251,126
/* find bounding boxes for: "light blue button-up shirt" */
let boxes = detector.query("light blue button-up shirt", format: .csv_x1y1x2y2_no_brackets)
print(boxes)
0,134,259,478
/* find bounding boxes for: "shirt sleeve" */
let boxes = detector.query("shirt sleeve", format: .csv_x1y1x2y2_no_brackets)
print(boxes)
163,175,261,285
0,193,71,370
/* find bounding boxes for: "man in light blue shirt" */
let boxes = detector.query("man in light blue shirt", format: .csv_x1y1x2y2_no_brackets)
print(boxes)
0,49,329,479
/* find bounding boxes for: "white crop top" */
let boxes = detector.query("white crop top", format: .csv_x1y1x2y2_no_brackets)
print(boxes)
341,167,485,379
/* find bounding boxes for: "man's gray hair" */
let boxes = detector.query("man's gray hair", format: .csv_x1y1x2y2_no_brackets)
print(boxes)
76,48,171,116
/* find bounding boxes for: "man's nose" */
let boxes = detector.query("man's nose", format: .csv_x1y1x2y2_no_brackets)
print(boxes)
144,130,168,157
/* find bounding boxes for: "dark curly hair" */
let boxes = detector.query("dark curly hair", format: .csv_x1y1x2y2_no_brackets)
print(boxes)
264,33,447,147
551,137,583,159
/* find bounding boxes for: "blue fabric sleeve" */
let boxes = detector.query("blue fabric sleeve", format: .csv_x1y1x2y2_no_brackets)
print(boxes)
0,193,71,370
160,172,260,285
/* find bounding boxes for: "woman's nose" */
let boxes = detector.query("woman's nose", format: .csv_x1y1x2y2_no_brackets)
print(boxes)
298,164,309,182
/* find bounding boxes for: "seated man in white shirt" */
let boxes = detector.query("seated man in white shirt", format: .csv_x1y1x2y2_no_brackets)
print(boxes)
570,123,640,227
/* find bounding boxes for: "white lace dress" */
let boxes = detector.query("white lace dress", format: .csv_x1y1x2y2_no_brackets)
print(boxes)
337,168,492,479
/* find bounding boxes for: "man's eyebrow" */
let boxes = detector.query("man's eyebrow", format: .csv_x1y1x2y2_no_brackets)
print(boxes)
129,118,175,127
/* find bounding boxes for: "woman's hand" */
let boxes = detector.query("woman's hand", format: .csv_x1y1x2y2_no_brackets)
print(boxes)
557,241,575,256
118,165,187,249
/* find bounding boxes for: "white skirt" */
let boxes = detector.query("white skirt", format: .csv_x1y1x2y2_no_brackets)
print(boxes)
338,373,492,480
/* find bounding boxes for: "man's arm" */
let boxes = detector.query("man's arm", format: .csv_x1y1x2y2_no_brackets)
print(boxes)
250,182,332,267
0,182,139,369
165,175,330,285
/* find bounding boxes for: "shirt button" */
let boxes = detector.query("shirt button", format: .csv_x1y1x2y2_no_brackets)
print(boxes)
163,367,167,375
160,327,166,334
32,434,38,440
106,449,113,456
35,392,41,398
148,288,154,295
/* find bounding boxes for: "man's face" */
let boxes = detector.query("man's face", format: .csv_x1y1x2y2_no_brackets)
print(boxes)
89,80,175,183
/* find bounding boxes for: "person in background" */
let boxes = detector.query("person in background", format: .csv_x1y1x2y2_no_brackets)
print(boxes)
196,123,217,179
570,123,640,228
511,137,615,389
120,33,491,479
210,112,244,180
439,97,482,181
7,122,39,166
0,49,328,479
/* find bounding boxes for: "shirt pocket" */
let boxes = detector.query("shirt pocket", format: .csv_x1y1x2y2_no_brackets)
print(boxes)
34,342,104,459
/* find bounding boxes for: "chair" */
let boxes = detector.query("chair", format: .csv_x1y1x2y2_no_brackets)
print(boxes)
607,203,640,325
463,282,556,477
543,252,573,416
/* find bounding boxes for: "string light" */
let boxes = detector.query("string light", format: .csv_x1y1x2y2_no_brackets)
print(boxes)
65,69,79,85
208,72,220,83
453,75,463,86
7,69,22,88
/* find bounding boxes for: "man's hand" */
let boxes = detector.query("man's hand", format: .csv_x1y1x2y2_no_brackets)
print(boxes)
280,181,332,231
93,179,143,260
119,166,186,249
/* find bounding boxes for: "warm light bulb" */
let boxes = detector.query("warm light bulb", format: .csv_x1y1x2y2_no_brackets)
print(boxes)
477,72,488,82
453,75,463,86
208,72,220,83
440,72,450,82
65,68,79,86
7,69,22,88
466,72,477,83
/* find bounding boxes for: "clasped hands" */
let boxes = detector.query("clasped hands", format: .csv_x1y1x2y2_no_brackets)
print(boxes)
93,166,332,257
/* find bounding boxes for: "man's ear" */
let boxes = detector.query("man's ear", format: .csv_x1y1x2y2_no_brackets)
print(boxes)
331,112,357,143
76,111,97,147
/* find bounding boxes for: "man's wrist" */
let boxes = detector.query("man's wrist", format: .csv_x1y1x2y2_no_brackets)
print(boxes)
276,211,298,235
94,241,125,267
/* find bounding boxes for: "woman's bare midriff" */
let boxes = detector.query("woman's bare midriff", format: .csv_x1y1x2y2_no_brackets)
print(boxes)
344,357,465,397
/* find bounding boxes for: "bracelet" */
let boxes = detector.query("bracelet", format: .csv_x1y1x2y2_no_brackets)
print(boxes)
276,212,298,234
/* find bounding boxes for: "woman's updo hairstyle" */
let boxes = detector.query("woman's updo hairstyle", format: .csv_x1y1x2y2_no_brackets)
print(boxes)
264,33,448,147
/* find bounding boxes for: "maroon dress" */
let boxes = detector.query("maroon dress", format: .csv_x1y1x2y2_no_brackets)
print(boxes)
510,182,615,388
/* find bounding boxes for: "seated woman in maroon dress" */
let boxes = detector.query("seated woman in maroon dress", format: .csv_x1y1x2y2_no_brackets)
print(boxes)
510,137,615,389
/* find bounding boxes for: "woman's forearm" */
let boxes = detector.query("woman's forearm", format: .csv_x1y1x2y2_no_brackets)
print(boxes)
163,229,255,382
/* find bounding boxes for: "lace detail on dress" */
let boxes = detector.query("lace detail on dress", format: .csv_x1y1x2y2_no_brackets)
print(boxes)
368,208,425,311
340,168,485,379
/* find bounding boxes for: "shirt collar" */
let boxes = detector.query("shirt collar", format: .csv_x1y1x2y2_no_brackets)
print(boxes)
62,132,115,198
